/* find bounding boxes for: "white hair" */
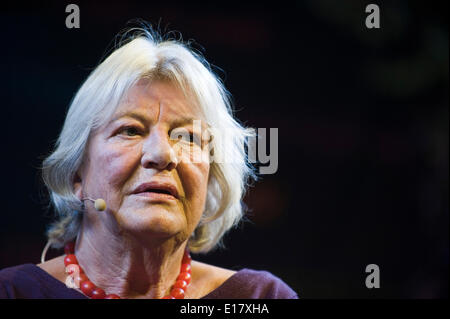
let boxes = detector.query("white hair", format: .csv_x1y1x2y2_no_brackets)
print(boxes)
41,27,256,254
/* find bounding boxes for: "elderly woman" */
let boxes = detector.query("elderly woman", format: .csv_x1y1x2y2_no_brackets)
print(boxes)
0,28,297,299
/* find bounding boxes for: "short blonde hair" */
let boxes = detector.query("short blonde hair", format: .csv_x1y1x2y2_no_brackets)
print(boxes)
41,26,256,253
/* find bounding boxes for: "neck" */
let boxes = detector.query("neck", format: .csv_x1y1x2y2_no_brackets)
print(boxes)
74,216,187,299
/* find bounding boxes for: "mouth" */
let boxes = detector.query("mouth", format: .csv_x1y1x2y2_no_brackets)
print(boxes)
132,182,179,200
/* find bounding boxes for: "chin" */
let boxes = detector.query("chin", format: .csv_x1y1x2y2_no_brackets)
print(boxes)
117,206,185,239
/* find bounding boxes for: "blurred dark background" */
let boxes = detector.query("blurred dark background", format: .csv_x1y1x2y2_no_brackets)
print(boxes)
0,1,447,298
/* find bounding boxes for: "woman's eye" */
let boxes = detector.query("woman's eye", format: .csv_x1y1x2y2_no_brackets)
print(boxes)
119,127,141,137
175,133,189,142
174,132,201,145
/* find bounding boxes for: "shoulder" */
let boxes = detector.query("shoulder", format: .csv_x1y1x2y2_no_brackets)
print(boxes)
0,263,49,298
238,269,299,298
0,263,40,284
202,268,299,299
190,260,237,299
0,258,84,299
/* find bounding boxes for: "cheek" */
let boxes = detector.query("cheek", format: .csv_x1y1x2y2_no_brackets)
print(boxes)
180,161,210,205
87,143,140,193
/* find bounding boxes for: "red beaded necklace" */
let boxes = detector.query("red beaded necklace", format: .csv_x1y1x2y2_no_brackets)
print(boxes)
63,242,192,299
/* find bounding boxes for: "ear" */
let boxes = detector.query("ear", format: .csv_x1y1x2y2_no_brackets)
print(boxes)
73,172,83,200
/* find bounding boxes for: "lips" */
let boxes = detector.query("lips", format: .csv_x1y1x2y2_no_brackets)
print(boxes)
132,181,179,199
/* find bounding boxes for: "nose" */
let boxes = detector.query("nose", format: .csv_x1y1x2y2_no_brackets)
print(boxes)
141,127,178,171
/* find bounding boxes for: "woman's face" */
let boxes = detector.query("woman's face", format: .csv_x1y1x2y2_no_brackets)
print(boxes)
75,79,210,244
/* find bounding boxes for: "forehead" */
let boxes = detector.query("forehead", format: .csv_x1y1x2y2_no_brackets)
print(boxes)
113,79,206,123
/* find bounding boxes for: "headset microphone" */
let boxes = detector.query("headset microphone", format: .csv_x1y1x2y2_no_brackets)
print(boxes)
82,197,107,211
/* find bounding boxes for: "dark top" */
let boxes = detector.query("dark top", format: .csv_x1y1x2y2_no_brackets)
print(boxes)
0,264,298,299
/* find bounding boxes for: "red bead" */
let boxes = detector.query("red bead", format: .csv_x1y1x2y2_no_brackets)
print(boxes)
105,294,121,299
182,251,191,264
174,280,188,290
64,242,75,255
162,295,175,299
80,280,96,297
170,287,185,299
92,288,106,299
177,272,191,284
64,254,78,266
180,263,191,273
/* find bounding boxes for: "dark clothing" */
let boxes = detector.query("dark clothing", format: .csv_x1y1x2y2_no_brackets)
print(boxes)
0,263,298,299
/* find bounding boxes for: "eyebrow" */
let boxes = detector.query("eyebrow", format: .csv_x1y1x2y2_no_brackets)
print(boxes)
109,111,149,125
171,116,202,129
110,111,206,129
